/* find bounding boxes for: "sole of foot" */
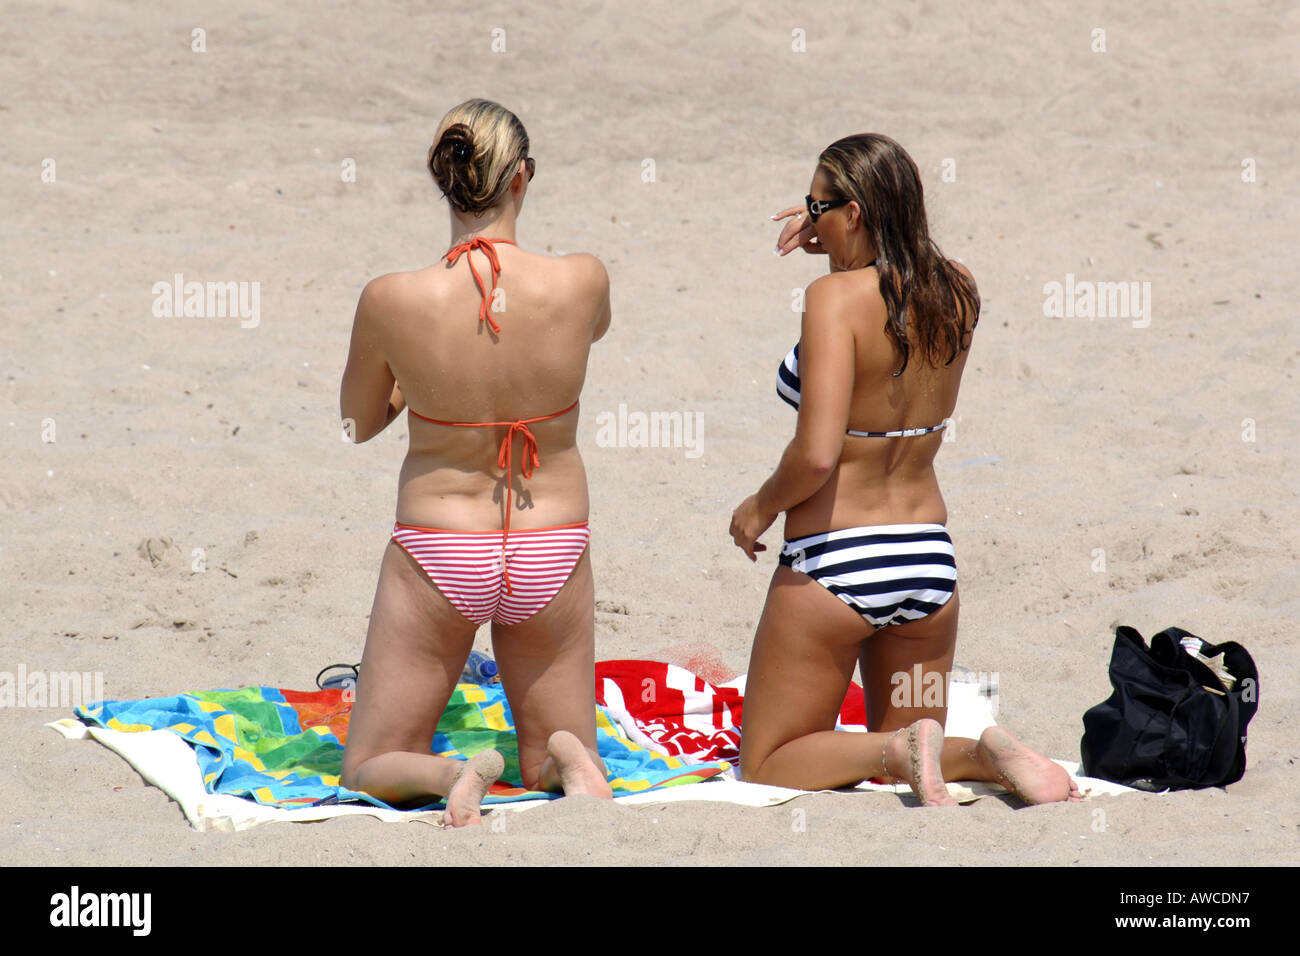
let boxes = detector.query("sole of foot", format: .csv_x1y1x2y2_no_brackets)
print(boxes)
444,749,505,828
885,718,958,807
547,730,614,799
978,726,1082,805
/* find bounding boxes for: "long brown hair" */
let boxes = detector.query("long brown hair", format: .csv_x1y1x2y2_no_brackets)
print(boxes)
817,134,980,375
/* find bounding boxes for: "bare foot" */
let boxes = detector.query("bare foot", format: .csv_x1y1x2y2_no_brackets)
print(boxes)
444,749,505,827
547,730,613,799
884,719,958,807
977,726,1082,805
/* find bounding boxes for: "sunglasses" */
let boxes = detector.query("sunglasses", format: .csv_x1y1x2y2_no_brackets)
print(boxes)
805,193,849,222
525,156,535,181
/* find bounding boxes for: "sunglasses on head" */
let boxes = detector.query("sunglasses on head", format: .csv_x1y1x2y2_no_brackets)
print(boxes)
805,193,849,222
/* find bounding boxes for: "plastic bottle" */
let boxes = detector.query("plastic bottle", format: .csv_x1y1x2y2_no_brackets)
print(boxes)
461,650,500,684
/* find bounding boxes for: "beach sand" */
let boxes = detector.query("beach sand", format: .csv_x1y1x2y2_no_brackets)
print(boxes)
2,0,1297,866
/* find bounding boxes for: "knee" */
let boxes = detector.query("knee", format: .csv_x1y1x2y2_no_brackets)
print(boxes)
737,743,770,785
340,752,365,793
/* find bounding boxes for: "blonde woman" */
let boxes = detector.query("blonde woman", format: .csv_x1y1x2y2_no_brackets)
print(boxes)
340,99,613,825
732,134,1080,806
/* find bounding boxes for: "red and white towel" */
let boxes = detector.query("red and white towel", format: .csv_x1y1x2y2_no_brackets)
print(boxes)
595,660,867,766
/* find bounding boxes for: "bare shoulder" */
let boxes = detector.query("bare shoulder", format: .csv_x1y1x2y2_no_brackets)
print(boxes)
356,271,412,321
363,269,427,299
805,270,860,305
556,251,609,293
549,252,611,339
801,274,863,344
804,270,874,323
949,259,977,291
356,271,438,347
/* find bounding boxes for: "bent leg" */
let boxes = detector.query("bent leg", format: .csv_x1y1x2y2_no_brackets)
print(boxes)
491,548,611,798
739,566,886,789
737,571,950,805
860,580,979,781
864,584,1079,803
341,540,503,825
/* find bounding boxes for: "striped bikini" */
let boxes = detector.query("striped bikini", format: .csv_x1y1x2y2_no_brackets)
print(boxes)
778,525,957,628
395,236,588,626
777,342,947,438
776,328,956,627
393,521,590,627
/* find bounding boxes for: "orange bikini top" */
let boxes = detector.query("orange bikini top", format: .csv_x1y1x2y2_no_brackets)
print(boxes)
446,236,514,334
407,236,578,590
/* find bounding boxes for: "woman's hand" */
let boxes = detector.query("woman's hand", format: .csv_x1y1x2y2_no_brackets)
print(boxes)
771,205,827,256
730,494,778,561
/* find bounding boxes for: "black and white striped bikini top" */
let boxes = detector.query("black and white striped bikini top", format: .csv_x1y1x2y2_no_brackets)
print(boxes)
776,266,948,440
777,344,947,438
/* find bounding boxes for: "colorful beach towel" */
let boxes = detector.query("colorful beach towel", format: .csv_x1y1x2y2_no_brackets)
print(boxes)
59,662,1135,831
74,680,730,811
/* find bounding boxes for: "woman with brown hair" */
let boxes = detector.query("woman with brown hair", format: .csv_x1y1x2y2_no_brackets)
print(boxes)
339,98,613,825
731,134,1080,806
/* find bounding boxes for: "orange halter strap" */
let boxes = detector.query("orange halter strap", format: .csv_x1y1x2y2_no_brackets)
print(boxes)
407,399,580,592
443,237,516,334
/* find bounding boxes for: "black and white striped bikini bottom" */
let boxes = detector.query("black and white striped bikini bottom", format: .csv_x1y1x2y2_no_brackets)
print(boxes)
778,523,957,628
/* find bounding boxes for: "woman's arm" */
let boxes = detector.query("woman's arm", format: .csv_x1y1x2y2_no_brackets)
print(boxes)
340,276,403,443
731,276,854,558
731,278,854,554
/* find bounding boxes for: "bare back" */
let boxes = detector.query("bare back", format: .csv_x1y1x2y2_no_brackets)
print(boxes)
367,243,608,531
785,261,977,537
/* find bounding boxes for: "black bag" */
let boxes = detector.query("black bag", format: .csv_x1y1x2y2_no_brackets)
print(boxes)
1080,626,1258,791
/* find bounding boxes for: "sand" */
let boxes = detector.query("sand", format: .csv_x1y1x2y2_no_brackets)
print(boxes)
2,0,1297,866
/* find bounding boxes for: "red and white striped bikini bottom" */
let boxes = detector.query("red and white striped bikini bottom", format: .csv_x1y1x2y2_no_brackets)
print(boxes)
391,521,590,626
